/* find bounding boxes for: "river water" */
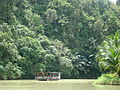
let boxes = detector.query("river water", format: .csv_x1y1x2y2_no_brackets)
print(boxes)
0,79,119,90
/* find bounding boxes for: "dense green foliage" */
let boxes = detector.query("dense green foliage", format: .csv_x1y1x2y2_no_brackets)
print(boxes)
96,31,120,77
94,74,120,85
0,0,120,79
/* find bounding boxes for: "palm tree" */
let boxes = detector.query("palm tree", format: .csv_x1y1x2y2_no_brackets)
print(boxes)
96,31,120,77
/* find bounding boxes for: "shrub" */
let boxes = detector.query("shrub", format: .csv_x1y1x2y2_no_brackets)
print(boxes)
94,73,120,85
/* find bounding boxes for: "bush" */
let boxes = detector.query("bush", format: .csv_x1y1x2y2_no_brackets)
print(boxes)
94,74,120,85
0,62,22,80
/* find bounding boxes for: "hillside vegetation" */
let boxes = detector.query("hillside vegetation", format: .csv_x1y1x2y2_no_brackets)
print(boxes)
0,0,120,79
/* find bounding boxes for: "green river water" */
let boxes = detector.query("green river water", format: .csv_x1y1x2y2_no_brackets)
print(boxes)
0,79,119,90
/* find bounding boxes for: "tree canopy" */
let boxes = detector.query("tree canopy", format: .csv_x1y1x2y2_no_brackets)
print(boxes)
0,0,120,79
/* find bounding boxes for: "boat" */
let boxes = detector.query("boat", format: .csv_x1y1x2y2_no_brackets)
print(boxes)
35,72,61,81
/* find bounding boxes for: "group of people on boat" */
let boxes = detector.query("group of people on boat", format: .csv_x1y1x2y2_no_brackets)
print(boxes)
35,72,61,81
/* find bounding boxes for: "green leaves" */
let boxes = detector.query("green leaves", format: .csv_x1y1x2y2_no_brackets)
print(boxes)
45,8,58,23
3,62,22,80
96,31,120,76
0,0,120,79
0,23,22,79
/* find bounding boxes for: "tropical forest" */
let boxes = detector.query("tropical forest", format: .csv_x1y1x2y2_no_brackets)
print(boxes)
0,0,120,86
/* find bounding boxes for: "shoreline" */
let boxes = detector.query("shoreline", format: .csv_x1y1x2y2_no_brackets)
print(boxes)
0,79,119,85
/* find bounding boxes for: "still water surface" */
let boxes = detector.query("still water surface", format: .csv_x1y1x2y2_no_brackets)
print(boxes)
0,79,119,90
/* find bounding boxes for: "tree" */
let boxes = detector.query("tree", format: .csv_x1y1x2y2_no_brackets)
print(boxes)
0,0,120,79
45,8,58,23
39,38,74,78
0,23,22,79
0,62,22,80
96,31,120,76
16,36,46,78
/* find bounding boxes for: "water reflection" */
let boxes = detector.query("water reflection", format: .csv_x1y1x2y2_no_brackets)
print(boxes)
0,80,119,90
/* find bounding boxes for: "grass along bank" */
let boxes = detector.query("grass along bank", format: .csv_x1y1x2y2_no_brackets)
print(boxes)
94,74,120,85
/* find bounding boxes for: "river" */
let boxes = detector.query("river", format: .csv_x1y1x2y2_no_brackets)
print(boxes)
0,79,119,90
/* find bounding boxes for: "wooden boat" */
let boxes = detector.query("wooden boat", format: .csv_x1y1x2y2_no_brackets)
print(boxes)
35,72,61,81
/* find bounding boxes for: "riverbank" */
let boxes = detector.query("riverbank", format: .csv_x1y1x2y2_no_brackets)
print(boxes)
94,74,120,85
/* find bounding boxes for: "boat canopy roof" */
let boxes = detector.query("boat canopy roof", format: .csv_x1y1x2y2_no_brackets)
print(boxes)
36,72,60,75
